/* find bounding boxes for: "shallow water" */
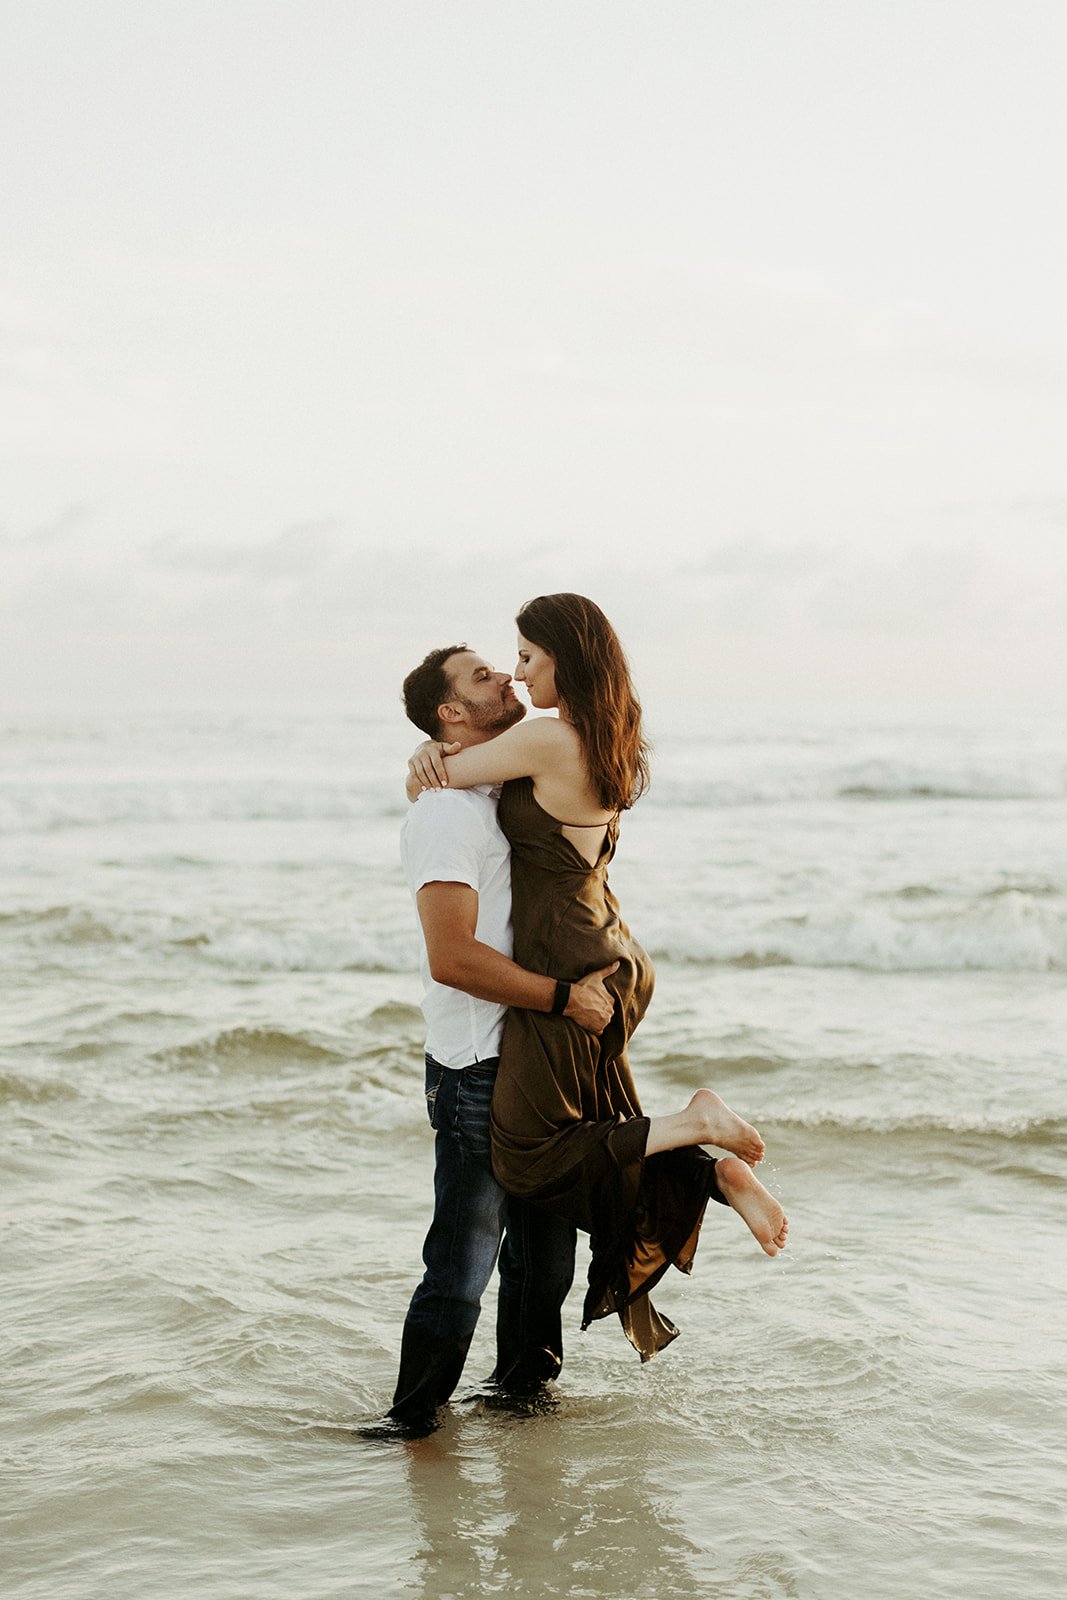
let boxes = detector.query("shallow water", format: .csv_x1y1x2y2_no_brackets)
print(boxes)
2,712,1065,1598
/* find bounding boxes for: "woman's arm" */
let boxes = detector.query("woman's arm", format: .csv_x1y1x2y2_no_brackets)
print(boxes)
406,717,566,798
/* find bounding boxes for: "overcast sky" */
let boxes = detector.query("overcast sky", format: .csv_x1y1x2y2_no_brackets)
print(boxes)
2,1,1065,725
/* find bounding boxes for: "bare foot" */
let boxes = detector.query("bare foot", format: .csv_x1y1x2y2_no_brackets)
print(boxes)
715,1155,789,1256
689,1089,765,1165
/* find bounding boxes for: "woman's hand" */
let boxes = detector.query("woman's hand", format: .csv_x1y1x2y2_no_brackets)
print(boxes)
406,739,461,800
403,716,561,802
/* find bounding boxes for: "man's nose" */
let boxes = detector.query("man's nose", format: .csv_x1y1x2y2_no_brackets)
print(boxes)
495,671,511,685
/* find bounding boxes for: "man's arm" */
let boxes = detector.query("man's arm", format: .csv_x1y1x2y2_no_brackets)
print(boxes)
416,881,617,1035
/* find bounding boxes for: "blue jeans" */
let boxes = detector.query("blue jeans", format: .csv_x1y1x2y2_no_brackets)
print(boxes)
389,1056,577,1427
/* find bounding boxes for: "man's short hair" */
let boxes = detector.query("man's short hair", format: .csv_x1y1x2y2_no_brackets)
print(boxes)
402,644,470,738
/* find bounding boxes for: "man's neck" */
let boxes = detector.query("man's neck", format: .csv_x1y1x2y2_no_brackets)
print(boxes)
440,728,490,751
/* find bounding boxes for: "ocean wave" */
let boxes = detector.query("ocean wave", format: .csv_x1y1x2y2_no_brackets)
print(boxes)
651,1051,789,1076
0,906,130,943
0,782,403,832
193,926,418,973
1,906,420,974
151,1027,350,1073
0,1069,79,1105
643,892,1067,973
363,1001,424,1030
648,753,1067,808
2,748,1065,832
771,1111,1065,1146
11,894,1063,976
878,880,1063,902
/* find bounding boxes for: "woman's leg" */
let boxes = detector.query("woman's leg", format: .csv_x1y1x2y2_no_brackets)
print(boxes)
713,1155,789,1256
645,1092,788,1256
645,1088,764,1163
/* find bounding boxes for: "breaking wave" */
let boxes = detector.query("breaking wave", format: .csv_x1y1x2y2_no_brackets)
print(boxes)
150,1027,350,1073
770,1111,1065,1146
2,750,1064,833
641,890,1067,973
8,890,1065,975
0,781,403,832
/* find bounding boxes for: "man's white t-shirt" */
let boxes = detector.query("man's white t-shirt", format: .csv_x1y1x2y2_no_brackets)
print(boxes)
400,785,513,1069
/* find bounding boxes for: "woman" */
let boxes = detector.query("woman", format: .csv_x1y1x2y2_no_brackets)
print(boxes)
406,594,787,1358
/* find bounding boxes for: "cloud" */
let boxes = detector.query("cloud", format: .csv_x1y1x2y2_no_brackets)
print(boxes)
148,521,349,577
678,536,834,582
1002,496,1067,529
0,337,175,460
805,543,983,635
0,502,98,549
2,497,1064,716
0,284,38,333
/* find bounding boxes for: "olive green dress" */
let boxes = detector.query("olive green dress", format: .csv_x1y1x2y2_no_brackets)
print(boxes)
489,776,725,1360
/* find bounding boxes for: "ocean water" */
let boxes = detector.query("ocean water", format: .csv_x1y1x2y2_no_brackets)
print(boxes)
2,710,1065,1600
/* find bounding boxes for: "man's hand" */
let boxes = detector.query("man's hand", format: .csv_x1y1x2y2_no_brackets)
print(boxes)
563,963,619,1035
416,885,619,1028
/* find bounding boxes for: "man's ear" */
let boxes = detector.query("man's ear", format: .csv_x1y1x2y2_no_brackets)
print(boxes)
438,701,463,727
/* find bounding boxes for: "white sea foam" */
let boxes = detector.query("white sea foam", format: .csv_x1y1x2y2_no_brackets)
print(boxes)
649,757,1067,808
645,721,1067,805
2,732,1064,831
0,781,402,831
0,905,419,974
640,890,1067,973
197,923,419,974
7,888,1064,975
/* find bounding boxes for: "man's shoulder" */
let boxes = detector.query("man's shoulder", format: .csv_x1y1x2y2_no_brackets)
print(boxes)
407,786,497,818
400,787,508,892
401,787,501,843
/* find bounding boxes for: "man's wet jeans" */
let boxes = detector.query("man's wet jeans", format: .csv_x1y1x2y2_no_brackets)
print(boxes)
389,1055,576,1430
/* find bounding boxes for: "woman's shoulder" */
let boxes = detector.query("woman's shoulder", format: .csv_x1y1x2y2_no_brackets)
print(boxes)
498,713,580,763
523,714,585,749
523,715,584,765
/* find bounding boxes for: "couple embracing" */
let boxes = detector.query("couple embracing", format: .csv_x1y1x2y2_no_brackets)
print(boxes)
376,593,787,1439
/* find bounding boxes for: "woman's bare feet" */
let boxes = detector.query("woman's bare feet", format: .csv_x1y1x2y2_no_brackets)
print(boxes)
688,1090,765,1165
644,1089,766,1163
715,1155,789,1256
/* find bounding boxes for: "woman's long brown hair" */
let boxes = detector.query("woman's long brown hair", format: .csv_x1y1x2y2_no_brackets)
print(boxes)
516,593,651,811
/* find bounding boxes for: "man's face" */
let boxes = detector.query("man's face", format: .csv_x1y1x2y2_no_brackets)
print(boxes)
443,651,525,736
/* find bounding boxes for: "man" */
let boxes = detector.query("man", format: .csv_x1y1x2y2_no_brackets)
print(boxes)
382,643,617,1437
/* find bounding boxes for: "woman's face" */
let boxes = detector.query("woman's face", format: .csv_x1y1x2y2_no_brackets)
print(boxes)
514,633,558,710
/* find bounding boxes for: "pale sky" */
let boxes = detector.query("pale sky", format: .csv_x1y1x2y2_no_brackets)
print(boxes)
2,1,1065,724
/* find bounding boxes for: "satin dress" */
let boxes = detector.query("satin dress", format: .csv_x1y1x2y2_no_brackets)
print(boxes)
489,776,726,1359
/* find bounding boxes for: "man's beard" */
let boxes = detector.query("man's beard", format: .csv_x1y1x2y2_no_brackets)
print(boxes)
459,694,526,736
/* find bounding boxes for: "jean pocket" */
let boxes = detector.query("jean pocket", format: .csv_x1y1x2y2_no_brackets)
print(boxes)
424,1059,445,1129
455,1064,497,1165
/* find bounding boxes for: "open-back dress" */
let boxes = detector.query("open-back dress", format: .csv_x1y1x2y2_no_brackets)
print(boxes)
489,775,727,1360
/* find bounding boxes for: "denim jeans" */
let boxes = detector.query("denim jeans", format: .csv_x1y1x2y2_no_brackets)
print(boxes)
389,1055,577,1427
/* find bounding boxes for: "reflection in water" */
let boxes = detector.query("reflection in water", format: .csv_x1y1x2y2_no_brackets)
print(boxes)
401,1397,711,1600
